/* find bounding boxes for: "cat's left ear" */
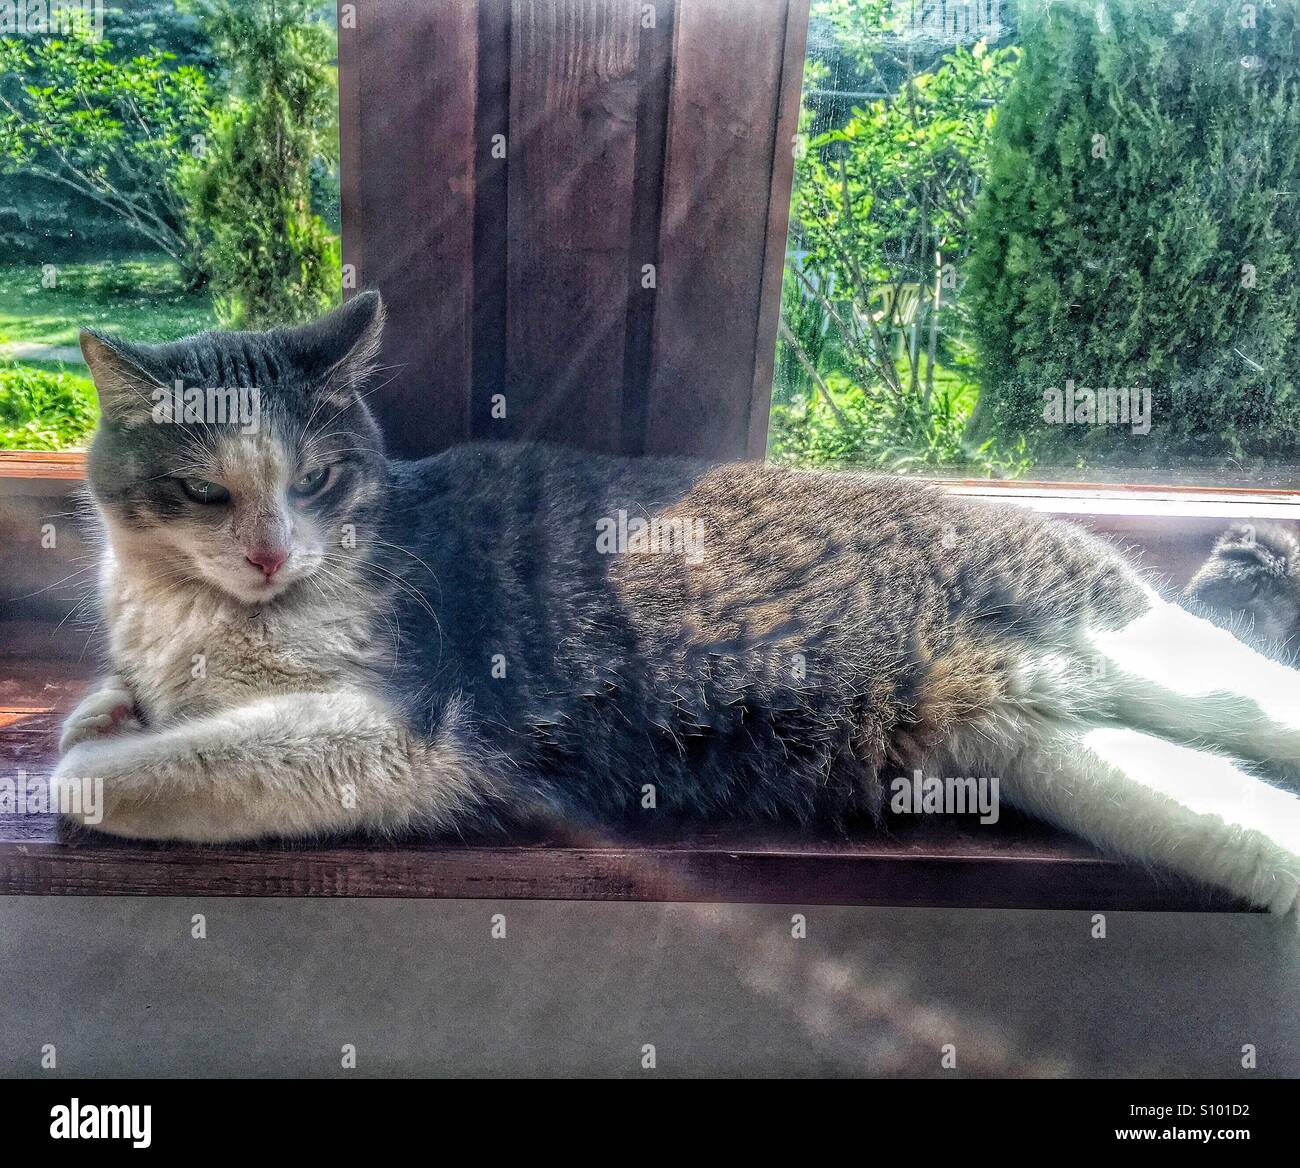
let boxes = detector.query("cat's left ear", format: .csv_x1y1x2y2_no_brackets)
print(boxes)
79,329,159,425
287,290,386,404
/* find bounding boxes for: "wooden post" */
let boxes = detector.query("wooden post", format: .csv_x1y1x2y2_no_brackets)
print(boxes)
338,0,809,461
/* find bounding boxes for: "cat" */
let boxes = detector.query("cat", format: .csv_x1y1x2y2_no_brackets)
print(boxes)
52,292,1300,919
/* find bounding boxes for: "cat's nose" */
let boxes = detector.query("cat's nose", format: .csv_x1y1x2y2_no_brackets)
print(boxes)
246,547,288,580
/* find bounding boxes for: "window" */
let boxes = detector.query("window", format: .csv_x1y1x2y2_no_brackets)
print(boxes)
772,0,1300,489
0,0,341,453
0,0,1266,922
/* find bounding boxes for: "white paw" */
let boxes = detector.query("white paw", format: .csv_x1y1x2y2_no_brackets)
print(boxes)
48,741,111,830
1235,832,1300,919
59,685,142,754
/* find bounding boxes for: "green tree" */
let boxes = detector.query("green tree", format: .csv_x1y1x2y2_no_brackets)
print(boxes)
966,0,1300,471
0,24,211,283
186,0,339,328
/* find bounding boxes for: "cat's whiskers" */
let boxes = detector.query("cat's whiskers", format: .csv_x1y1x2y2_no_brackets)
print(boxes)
320,548,442,630
368,538,446,608
7,562,99,604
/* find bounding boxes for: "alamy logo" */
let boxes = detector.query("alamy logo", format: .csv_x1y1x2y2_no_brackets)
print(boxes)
891,0,1004,43
151,381,261,434
50,1098,151,1148
595,509,705,564
890,769,1000,824
0,772,102,824
1042,379,1152,436
0,0,104,40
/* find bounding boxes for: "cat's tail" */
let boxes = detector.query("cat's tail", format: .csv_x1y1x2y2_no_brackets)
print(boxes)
1183,521,1300,649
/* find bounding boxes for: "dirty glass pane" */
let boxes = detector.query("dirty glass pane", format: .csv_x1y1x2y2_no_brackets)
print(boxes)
772,0,1300,487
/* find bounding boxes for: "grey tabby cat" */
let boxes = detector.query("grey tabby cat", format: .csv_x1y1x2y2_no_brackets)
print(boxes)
54,293,1300,919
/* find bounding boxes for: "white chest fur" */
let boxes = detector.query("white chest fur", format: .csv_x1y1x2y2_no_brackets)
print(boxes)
101,557,382,727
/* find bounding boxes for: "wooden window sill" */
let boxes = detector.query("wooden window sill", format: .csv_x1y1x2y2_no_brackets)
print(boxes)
0,658,1253,908
0,450,87,496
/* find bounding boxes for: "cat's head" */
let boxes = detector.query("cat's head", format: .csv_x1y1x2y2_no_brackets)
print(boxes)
81,291,388,605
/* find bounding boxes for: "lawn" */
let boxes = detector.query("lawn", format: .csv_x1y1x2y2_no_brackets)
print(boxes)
0,359,99,450
0,256,216,349
0,256,216,450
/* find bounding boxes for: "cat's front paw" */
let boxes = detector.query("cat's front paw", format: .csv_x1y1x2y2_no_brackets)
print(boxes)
48,742,115,831
59,684,142,754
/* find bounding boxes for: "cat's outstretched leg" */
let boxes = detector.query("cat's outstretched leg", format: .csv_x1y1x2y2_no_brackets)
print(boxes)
1084,586,1300,781
947,718,1300,916
50,690,497,842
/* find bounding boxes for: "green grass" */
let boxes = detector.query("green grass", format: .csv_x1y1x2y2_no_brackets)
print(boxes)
0,360,99,450
0,256,216,348
0,255,215,450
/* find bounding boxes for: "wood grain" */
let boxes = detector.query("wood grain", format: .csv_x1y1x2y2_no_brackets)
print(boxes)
618,0,676,456
0,451,87,497
748,0,810,458
339,0,478,458
501,0,640,448
0,825,1251,909
336,0,808,460
645,0,808,459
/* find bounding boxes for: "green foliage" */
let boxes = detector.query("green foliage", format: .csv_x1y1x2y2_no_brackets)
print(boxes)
769,344,1028,476
773,1,1021,475
772,267,839,409
966,0,1300,469
0,361,98,450
796,37,1019,297
0,170,142,260
184,0,340,328
812,0,892,64
0,25,211,284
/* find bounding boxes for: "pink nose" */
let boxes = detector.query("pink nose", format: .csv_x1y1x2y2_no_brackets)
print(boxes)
246,547,288,580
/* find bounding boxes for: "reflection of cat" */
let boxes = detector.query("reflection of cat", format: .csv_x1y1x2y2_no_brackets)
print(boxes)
1185,522,1300,663
51,295,1300,920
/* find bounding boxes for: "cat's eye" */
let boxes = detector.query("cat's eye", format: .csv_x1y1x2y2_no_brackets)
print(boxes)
179,478,231,505
290,466,331,498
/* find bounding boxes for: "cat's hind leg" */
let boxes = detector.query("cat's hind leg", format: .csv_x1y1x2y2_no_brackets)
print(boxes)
50,690,503,842
1084,585,1300,783
941,714,1300,916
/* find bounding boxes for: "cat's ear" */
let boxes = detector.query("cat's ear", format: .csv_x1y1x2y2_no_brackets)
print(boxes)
79,329,158,425
286,290,386,403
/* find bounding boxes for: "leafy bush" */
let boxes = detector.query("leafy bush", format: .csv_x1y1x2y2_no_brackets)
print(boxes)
966,0,1300,469
768,358,1028,476
1,3,341,330
772,2,1021,475
0,2,215,262
0,363,98,450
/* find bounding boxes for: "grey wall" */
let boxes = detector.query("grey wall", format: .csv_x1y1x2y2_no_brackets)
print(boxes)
2,898,1296,1077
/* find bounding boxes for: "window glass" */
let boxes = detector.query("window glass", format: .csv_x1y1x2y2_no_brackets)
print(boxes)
772,0,1300,487
0,1,341,451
